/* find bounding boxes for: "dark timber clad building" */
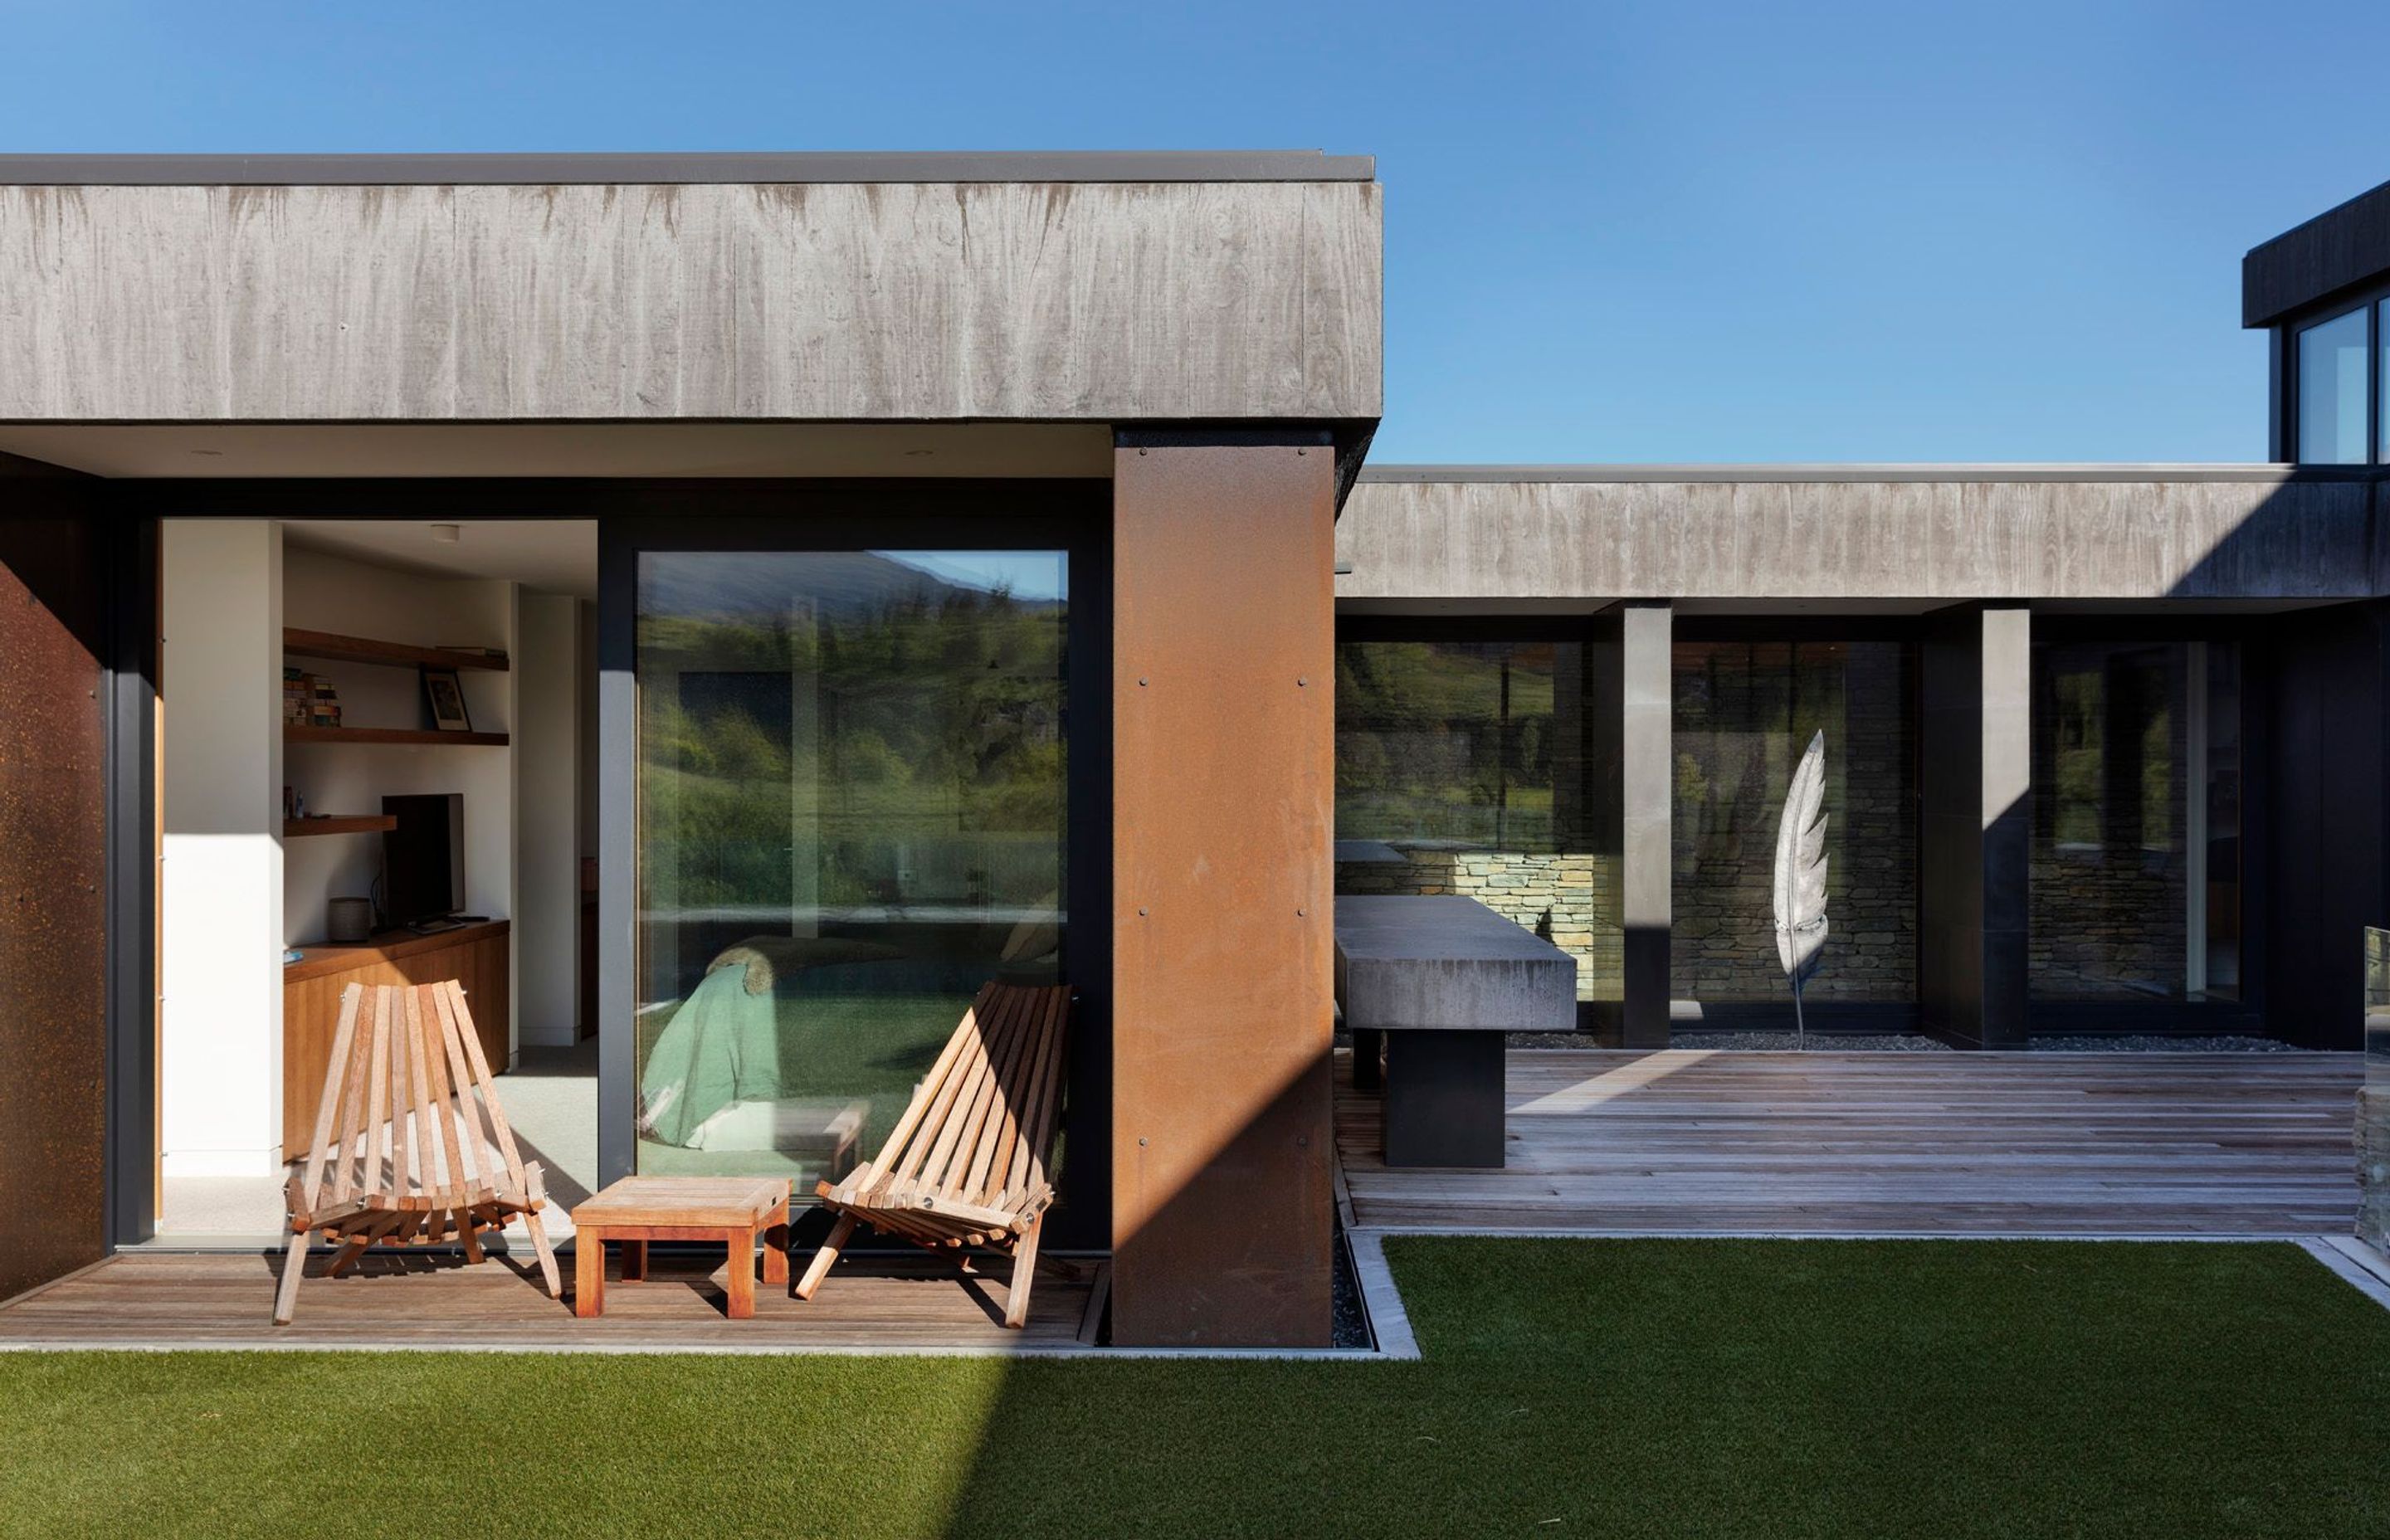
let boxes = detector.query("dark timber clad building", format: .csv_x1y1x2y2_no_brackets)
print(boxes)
0,152,2383,1344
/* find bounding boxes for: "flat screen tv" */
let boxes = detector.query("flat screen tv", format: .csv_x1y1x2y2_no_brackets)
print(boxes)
382,793,464,928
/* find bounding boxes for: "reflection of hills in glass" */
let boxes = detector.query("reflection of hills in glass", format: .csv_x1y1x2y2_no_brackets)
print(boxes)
640,550,1064,625
637,549,1068,919
1335,640,1563,850
633,547,1071,1182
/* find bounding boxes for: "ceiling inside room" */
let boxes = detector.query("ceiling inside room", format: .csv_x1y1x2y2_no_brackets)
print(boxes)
280,519,598,598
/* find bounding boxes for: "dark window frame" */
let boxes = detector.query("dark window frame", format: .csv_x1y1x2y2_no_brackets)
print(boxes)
2279,287,2389,464
599,483,1113,1252
2024,616,2269,1036
1334,615,1606,855
105,480,1114,1249
1669,620,1926,1022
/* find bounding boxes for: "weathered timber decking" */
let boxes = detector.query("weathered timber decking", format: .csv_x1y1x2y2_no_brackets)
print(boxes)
1336,1048,2365,1236
0,1250,1099,1354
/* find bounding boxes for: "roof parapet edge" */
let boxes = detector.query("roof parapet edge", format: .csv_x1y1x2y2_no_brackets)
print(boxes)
1356,464,2378,485
0,150,1376,187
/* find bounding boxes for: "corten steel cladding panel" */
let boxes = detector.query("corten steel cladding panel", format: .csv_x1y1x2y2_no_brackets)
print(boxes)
0,514,109,1301
1111,440,1337,1348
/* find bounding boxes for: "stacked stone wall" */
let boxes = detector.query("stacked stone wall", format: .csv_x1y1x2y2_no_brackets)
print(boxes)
1336,848,1620,1003
2027,846,2188,997
2027,659,2191,999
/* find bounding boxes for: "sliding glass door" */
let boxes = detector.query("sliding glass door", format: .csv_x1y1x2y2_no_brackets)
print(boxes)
604,498,1102,1206
1671,636,1919,1011
2029,632,2246,1012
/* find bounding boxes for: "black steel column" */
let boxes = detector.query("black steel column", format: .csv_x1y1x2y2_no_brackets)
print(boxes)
1920,602,2031,1049
105,510,159,1246
595,518,637,1187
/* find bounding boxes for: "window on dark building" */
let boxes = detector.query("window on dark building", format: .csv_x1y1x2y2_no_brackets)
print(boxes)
2297,305,2369,464
1669,639,1919,1007
2029,639,2242,1003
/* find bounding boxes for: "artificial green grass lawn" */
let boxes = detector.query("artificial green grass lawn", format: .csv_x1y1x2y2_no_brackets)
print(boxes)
4,1239,2386,1538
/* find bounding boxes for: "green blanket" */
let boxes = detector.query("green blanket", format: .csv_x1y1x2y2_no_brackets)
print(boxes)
637,936,898,1148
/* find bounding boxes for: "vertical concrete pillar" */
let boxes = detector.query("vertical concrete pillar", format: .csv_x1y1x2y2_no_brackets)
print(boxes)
1619,602,1673,1048
1111,431,1335,1348
1920,602,2030,1049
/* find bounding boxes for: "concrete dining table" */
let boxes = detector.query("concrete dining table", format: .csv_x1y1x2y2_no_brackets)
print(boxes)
1334,894,1577,1167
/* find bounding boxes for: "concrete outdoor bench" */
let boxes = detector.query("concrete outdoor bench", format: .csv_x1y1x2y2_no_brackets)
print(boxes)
1334,894,1576,1167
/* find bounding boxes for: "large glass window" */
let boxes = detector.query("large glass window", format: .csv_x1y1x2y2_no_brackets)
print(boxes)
2298,305,2369,464
634,550,1067,1181
1336,640,1585,850
1334,636,1618,1004
1670,639,1918,1005
2029,638,2241,1002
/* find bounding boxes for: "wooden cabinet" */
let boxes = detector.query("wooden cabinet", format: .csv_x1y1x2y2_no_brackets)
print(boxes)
281,920,510,1152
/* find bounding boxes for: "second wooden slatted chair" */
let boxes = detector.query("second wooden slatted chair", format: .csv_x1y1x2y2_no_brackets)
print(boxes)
794,980,1071,1328
275,978,562,1324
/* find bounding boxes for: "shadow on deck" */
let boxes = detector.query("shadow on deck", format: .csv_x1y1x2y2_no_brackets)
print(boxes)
0,1247,1104,1354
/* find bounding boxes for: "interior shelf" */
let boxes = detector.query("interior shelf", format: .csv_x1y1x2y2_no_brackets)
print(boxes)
283,627,510,672
285,725,510,747
283,814,398,837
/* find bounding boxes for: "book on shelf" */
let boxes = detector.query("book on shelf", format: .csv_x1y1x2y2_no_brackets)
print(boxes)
282,668,342,726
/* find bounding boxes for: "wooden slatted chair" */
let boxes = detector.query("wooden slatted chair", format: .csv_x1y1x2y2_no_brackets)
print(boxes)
275,979,563,1324
794,980,1071,1328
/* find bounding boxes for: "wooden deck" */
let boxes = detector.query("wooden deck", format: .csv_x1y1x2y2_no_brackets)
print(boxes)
0,1248,1102,1354
1337,1048,2366,1236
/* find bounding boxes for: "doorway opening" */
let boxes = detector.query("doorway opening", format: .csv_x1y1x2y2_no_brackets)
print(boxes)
153,516,598,1240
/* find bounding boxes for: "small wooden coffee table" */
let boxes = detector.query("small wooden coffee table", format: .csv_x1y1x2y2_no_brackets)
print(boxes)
570,1176,792,1320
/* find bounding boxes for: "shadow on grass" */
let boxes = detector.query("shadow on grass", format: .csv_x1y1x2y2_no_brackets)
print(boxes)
5,1239,2388,1538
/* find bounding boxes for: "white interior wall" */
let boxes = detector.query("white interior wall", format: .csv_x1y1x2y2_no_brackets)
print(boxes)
279,543,519,1055
515,592,579,1048
160,519,285,1177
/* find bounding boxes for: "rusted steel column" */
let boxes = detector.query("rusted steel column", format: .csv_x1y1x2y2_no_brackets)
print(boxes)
0,483,110,1302
1110,431,1336,1348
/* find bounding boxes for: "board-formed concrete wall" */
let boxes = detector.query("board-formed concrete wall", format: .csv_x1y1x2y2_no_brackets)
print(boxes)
0,179,1381,423
1337,470,2388,603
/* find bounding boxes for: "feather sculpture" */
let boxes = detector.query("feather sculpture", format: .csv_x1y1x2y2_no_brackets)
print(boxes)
1772,730,1830,1049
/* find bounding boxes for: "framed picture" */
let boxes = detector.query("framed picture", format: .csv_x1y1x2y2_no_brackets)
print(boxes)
420,666,474,732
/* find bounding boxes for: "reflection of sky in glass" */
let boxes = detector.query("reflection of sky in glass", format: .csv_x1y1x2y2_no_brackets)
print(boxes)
877,550,1066,602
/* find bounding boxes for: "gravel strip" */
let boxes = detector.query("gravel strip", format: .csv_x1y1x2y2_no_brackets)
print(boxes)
1503,1030,1956,1051
1329,1216,1370,1349
2027,1034,2307,1053
1660,1031,1953,1052
1503,1030,2310,1053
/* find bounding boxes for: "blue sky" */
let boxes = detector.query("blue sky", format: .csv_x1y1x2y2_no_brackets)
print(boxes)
5,0,2387,463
